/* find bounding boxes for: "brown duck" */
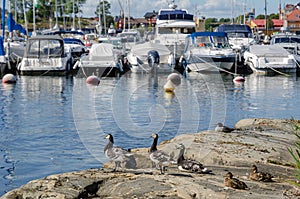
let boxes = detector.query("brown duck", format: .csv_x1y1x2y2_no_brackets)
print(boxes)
249,165,273,182
224,172,249,190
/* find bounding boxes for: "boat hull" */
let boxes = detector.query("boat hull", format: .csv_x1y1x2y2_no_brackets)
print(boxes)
186,55,235,72
75,66,125,78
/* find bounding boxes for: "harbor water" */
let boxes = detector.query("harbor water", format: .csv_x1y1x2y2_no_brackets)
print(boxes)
1,71,300,195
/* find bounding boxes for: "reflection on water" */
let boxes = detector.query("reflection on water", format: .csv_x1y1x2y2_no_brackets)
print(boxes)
0,72,300,195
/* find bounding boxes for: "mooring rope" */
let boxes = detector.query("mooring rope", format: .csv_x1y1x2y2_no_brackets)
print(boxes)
265,63,291,77
189,55,237,76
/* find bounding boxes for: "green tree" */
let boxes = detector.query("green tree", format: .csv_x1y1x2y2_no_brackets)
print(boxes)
11,0,86,25
95,0,111,17
205,18,218,31
269,13,279,20
256,14,265,19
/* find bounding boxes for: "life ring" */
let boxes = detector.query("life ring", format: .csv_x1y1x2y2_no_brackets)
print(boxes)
198,43,205,47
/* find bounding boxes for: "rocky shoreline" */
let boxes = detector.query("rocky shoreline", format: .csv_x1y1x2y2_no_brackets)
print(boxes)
2,118,300,199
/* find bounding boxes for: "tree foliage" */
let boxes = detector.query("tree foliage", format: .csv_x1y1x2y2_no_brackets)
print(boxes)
94,0,111,16
10,0,87,24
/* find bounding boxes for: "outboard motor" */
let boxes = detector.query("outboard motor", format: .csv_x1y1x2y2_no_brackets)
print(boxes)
147,50,160,68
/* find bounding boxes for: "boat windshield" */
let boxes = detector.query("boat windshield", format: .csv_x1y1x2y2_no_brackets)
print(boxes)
212,36,231,48
158,27,195,34
195,36,212,47
273,37,300,43
227,32,252,38
27,39,63,58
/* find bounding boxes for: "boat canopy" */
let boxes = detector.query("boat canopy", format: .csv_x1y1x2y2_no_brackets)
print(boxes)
25,35,64,58
43,30,84,36
217,24,252,33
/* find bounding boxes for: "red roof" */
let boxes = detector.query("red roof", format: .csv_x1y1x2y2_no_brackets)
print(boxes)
252,19,265,27
272,19,284,26
251,19,284,27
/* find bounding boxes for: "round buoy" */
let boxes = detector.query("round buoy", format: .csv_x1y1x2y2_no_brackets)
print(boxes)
164,79,175,93
233,76,245,83
167,73,181,86
86,75,100,86
2,74,17,84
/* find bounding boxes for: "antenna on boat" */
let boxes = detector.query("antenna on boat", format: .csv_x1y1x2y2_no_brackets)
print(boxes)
168,0,177,9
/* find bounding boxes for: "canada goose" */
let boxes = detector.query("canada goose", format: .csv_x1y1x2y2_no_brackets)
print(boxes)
176,143,212,174
149,133,175,174
104,134,136,171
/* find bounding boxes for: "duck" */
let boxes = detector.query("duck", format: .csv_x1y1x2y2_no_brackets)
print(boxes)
249,164,273,182
215,123,235,133
104,134,136,171
224,172,249,190
176,143,212,174
149,133,175,174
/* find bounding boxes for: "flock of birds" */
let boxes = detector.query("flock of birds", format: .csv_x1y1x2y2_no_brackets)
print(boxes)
104,123,274,190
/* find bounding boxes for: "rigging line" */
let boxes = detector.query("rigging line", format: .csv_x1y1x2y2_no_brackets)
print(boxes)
190,55,237,75
265,64,291,77
101,62,115,80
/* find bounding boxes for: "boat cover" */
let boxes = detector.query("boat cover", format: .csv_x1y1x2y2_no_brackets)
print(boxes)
130,42,170,57
89,43,115,61
248,45,290,57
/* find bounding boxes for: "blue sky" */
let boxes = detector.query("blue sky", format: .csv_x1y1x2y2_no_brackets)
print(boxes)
82,0,300,19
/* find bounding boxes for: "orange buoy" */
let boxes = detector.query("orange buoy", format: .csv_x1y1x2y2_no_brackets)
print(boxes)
2,74,17,84
86,75,100,86
233,76,245,83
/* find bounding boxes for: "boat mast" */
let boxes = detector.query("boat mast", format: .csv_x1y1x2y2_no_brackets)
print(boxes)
53,0,58,29
231,0,234,23
72,0,75,30
2,0,5,38
33,0,36,35
243,0,246,24
77,0,81,30
22,0,28,35
128,0,130,29
265,0,268,35
103,0,106,35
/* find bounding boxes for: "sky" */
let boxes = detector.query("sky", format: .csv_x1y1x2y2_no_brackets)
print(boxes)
81,0,300,19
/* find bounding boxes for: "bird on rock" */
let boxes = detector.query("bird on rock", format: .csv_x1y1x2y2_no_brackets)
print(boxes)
149,133,176,174
249,164,273,182
104,134,136,171
224,172,249,190
176,143,212,174
215,123,235,133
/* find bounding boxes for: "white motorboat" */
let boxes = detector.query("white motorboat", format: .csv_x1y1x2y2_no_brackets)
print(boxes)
75,43,125,77
243,44,296,74
216,24,255,51
270,32,300,63
152,1,196,61
17,35,73,75
181,32,236,72
63,37,88,63
117,29,143,52
126,42,175,73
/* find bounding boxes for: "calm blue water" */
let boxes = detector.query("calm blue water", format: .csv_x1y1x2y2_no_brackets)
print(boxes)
0,71,300,195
